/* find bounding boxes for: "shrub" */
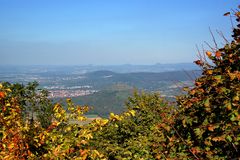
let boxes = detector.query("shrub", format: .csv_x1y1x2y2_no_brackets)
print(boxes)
90,91,174,160
169,10,240,159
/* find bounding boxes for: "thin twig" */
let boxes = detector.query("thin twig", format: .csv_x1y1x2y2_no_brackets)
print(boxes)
159,150,167,159
191,70,201,80
209,27,218,49
216,30,229,44
230,9,236,29
230,15,234,29
204,41,216,52
201,44,208,62
232,142,238,153
183,69,195,81
170,80,186,95
195,45,202,60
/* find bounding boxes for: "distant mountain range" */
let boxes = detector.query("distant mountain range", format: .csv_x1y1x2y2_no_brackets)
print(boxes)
0,64,201,92
0,63,199,74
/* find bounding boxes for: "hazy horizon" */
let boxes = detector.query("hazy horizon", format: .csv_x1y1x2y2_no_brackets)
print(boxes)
0,0,238,65
0,62,198,66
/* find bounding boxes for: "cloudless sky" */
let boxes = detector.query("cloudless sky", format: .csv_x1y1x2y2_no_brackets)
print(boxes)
0,0,238,65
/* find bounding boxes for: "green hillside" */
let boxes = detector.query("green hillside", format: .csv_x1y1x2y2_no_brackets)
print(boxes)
71,84,133,117
82,70,200,90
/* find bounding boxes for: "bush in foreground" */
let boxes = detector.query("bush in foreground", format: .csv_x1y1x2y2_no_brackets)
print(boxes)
159,9,240,159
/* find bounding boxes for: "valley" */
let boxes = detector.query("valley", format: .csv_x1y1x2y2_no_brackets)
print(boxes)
0,64,201,117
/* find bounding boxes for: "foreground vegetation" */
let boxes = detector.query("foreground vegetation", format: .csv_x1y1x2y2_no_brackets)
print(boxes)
1,8,240,160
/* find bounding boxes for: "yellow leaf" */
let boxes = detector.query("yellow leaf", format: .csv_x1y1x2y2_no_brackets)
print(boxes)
206,70,213,75
233,95,239,101
182,119,186,127
77,116,85,121
101,119,108,126
65,126,72,132
80,140,88,145
129,110,136,116
109,112,115,118
85,133,93,140
124,112,130,117
225,102,232,111
5,88,11,92
4,155,15,160
6,103,11,107
7,143,14,150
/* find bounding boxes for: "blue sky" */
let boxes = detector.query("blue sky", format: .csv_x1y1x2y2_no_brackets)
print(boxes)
0,0,238,65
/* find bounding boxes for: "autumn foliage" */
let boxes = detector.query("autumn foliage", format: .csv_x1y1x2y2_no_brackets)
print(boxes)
174,11,240,159
1,6,240,160
159,9,240,159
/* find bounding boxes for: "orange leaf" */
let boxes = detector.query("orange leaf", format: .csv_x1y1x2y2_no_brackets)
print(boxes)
236,12,240,17
215,51,221,58
198,88,204,93
195,81,202,86
190,89,196,95
7,143,14,150
0,91,5,98
225,103,232,111
191,147,201,154
80,149,88,156
212,136,225,142
206,70,213,75
208,125,214,132
27,150,32,156
206,51,212,57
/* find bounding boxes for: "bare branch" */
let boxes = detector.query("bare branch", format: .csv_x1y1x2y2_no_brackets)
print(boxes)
204,41,216,52
183,69,195,81
229,9,236,29
216,30,230,44
201,44,208,62
209,27,218,49
171,80,188,95
195,45,202,60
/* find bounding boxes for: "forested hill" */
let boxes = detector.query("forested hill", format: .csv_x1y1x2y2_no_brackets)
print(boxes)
82,70,201,90
69,70,201,117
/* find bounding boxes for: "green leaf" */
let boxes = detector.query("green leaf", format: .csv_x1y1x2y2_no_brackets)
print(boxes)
226,135,232,142
204,98,210,107
194,128,203,138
